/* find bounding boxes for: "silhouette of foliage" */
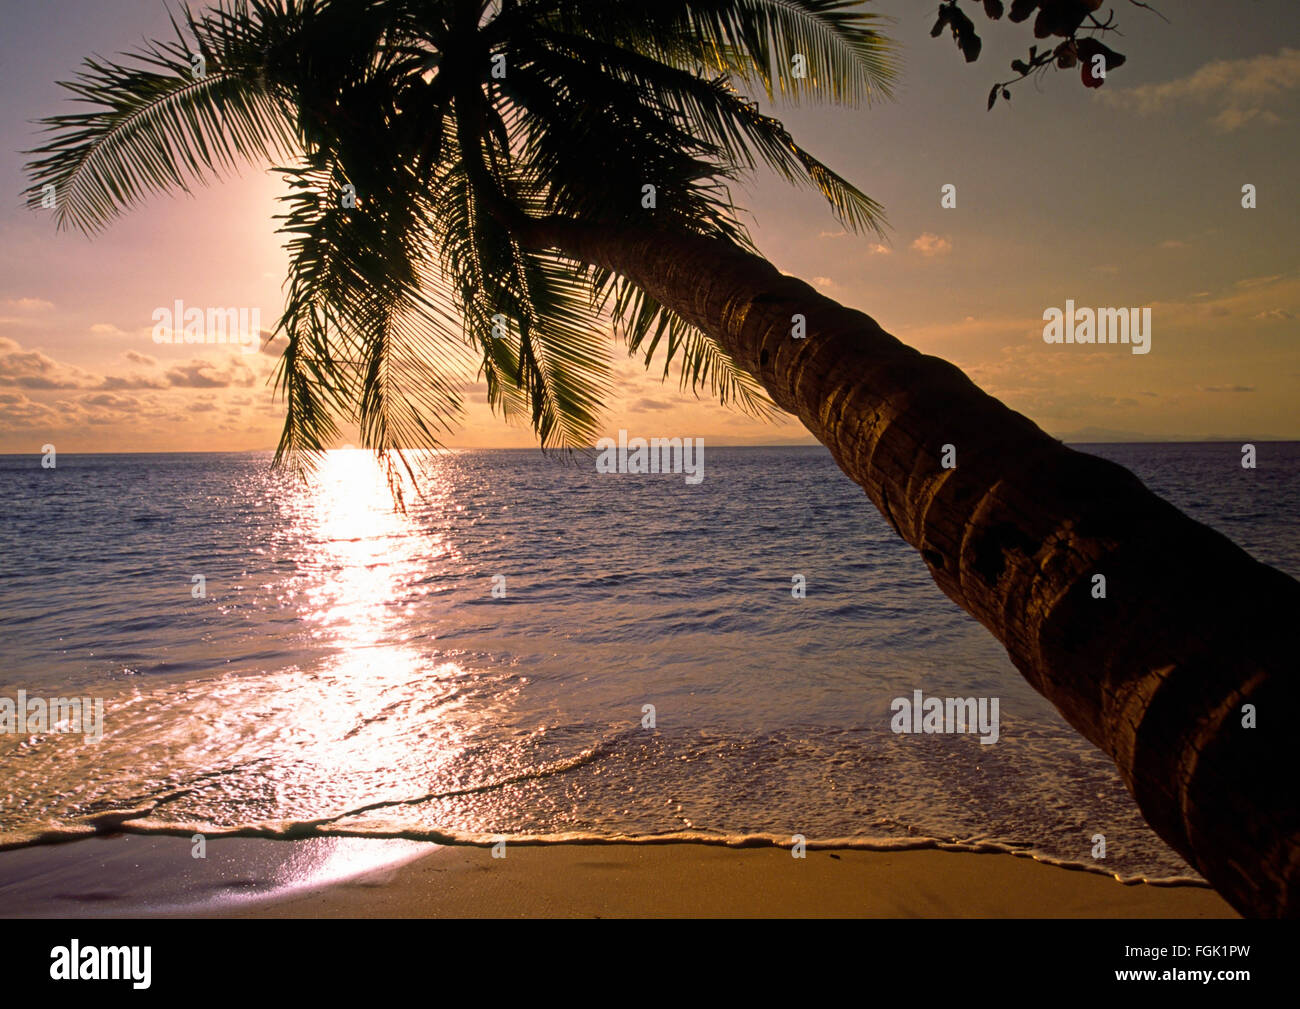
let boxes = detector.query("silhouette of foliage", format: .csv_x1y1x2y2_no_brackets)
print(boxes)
928,0,1166,108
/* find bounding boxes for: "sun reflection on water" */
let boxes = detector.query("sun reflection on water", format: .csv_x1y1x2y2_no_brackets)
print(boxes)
297,449,442,641
264,448,472,809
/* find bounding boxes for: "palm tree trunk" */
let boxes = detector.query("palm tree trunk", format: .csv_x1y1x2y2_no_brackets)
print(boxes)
516,215,1299,918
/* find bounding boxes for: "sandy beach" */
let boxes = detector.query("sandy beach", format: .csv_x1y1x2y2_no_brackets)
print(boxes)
213,843,1237,919
0,830,1239,918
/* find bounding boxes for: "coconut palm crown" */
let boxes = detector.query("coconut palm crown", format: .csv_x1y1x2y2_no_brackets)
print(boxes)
23,0,897,486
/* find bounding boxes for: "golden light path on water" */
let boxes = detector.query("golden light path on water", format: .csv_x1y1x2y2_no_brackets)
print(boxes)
155,448,481,899
238,449,467,890
286,448,450,757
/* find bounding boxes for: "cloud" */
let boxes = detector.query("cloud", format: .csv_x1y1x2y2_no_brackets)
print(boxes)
1211,107,1282,130
164,356,256,388
1,298,54,313
910,233,952,257
1106,47,1300,130
99,373,169,390
0,377,269,434
1159,240,1188,249
0,388,164,431
1,337,261,394
0,391,62,429
1203,385,1256,393
630,397,673,411
1123,273,1300,334
867,243,891,255
818,229,847,239
81,392,140,410
90,323,131,338
811,276,835,289
258,330,286,356
0,337,96,389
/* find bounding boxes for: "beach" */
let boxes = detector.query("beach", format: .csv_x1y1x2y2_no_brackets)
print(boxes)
0,834,1236,918
223,844,1237,919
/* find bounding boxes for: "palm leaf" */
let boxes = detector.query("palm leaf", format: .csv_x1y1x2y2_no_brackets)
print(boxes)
518,0,899,104
26,0,895,479
22,6,297,233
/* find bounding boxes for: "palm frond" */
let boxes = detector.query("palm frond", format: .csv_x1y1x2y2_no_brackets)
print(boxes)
519,0,899,104
28,0,897,480
428,143,613,449
22,6,297,233
270,152,470,482
593,269,777,419
518,28,886,235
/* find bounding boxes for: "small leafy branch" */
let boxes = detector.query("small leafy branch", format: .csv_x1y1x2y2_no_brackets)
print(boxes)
928,0,1167,109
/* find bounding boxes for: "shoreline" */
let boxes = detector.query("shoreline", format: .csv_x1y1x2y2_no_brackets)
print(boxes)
0,835,1237,918
216,844,1238,919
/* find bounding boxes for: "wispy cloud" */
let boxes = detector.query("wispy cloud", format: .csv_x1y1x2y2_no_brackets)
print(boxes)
1237,274,1283,289
2,298,55,313
910,233,952,258
1106,47,1300,130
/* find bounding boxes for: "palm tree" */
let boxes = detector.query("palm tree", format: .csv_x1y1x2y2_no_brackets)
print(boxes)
24,0,1297,917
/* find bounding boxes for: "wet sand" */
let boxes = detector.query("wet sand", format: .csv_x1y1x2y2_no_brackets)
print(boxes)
217,843,1237,918
0,834,1237,917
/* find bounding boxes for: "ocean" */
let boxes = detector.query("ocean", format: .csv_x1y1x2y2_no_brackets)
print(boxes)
1,442,1296,885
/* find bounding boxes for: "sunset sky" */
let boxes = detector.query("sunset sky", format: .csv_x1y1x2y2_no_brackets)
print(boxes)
1,0,1296,453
